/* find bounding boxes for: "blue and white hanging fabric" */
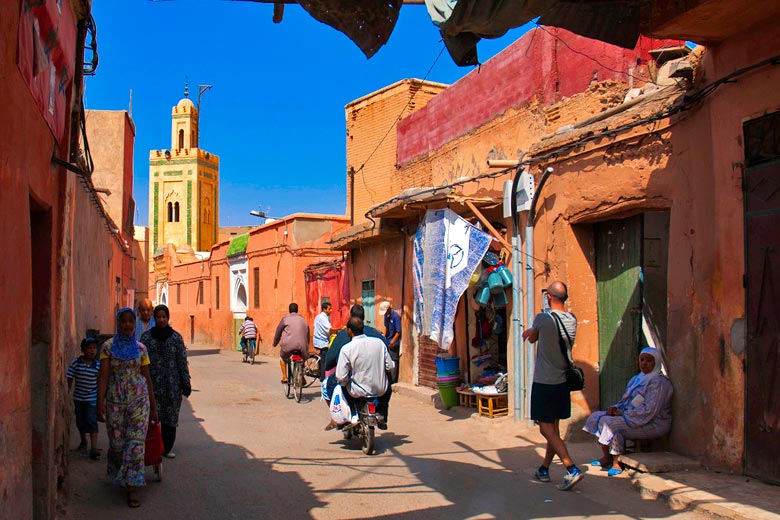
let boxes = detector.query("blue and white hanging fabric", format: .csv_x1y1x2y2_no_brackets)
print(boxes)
413,208,492,349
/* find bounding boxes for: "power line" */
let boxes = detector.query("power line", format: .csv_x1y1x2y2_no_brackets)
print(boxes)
354,45,447,204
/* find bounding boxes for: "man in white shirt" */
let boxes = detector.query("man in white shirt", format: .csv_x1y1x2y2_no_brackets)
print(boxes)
313,302,337,381
336,317,395,429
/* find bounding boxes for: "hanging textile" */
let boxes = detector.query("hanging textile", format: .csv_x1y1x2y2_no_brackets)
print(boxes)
413,208,492,349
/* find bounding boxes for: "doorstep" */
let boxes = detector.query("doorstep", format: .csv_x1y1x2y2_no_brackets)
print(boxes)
622,457,780,520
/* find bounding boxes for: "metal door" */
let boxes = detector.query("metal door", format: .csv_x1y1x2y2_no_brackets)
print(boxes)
362,280,375,328
595,215,643,408
745,159,780,483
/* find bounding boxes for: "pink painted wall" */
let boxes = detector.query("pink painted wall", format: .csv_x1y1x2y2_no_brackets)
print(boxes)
398,28,682,164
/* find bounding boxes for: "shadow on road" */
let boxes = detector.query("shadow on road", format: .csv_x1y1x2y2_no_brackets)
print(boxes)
187,348,222,357
63,398,325,519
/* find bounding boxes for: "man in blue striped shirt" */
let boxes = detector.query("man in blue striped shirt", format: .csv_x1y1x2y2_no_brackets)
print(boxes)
67,338,101,460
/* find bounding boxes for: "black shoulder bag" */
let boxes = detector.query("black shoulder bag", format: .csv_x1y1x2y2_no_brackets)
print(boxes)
551,312,585,392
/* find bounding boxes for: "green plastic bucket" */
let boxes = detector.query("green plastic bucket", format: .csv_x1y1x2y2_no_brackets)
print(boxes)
437,382,460,408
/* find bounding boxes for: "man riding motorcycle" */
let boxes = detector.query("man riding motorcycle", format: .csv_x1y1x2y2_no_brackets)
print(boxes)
335,317,394,430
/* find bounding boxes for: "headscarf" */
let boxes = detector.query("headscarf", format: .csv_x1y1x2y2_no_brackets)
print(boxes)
150,304,175,341
112,307,140,360
622,347,663,398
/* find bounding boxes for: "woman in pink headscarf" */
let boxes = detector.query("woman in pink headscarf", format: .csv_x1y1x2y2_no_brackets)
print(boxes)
583,347,673,476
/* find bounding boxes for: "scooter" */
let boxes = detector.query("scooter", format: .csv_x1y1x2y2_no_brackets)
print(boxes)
343,395,380,455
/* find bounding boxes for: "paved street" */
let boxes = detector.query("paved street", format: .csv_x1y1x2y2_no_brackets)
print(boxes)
63,343,705,520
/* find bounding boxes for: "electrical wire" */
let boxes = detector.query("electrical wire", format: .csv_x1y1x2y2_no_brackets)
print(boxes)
352,45,447,205
534,24,654,84
337,52,780,245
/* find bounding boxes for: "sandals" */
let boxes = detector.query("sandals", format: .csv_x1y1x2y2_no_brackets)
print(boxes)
608,468,624,477
126,490,141,508
589,459,611,470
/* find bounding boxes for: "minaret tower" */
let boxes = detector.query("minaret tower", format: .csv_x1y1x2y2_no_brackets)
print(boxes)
149,83,219,254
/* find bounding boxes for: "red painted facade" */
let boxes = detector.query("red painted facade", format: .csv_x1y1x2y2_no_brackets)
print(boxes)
151,215,350,353
398,29,682,164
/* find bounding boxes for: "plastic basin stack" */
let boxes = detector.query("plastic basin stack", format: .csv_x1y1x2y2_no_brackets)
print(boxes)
435,356,460,408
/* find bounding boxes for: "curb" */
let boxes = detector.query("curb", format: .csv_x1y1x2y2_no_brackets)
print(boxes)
630,472,780,520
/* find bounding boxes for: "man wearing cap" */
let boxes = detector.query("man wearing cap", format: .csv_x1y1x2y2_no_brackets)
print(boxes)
380,301,401,384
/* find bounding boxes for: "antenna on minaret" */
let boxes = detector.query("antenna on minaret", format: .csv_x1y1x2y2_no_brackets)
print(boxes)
197,84,213,112
128,88,133,117
184,76,189,98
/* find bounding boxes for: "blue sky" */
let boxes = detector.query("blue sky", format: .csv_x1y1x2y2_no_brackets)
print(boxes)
85,1,530,227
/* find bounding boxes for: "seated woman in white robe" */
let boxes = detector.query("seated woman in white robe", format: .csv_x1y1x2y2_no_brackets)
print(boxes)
583,347,673,476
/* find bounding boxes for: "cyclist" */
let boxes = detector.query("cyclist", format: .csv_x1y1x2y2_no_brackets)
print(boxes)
238,316,258,357
272,303,309,383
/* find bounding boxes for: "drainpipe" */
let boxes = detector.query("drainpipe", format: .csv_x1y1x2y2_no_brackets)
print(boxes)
509,164,526,422
524,223,535,425
524,166,554,424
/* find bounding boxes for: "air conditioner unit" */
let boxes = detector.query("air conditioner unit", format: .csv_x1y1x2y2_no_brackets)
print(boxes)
503,172,535,218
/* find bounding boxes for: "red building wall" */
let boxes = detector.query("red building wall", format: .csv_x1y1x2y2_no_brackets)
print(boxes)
398,28,682,164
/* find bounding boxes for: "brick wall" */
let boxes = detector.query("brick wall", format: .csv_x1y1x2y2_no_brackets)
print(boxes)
346,80,447,224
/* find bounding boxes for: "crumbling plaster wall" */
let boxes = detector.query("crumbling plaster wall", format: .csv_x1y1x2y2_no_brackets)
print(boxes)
527,18,780,471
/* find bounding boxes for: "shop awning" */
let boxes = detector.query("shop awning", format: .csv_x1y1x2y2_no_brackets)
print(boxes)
367,189,501,220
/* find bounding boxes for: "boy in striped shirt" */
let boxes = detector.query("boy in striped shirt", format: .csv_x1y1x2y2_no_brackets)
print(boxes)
67,338,101,460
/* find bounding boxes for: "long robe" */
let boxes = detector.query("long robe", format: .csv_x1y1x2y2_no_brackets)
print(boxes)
583,374,673,455
141,330,191,428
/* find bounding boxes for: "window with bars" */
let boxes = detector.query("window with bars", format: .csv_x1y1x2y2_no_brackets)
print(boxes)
198,281,204,305
215,276,220,310
176,284,181,304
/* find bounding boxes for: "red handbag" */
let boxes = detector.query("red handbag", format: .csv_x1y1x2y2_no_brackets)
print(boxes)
145,421,163,466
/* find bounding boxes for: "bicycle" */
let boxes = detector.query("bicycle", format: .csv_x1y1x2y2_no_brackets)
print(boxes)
282,352,321,402
242,338,258,365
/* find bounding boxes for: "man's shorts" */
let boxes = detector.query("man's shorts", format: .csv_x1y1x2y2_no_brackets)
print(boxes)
74,400,98,434
530,382,571,423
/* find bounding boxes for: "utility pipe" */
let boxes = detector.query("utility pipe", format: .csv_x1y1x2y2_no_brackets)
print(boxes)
523,166,555,425
509,164,526,421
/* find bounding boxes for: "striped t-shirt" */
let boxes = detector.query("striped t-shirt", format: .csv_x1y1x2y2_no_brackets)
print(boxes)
239,320,258,339
66,357,100,402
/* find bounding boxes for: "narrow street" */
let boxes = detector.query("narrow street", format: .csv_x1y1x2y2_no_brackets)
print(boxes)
63,343,704,520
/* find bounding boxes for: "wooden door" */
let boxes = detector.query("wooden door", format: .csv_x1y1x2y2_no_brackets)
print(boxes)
745,160,780,483
596,216,643,408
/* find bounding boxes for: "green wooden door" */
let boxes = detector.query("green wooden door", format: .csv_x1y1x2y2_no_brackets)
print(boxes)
596,216,643,408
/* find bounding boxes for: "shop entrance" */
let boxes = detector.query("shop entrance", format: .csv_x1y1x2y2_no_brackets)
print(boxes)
595,211,669,408
744,111,780,484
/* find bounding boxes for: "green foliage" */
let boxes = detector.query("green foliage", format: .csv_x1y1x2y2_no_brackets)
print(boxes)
227,233,249,257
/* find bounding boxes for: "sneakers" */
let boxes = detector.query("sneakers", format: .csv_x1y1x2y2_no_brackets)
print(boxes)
535,466,550,483
559,467,584,491
164,452,176,459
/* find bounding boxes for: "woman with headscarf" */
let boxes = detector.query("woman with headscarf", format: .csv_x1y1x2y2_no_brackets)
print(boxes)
582,347,673,476
140,304,191,459
97,307,158,508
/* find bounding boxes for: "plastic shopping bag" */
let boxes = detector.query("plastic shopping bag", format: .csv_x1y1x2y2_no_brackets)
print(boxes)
329,385,352,425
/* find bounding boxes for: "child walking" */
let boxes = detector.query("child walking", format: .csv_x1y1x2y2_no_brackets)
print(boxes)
67,337,101,460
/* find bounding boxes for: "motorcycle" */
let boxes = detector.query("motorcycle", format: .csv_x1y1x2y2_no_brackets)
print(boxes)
343,395,380,455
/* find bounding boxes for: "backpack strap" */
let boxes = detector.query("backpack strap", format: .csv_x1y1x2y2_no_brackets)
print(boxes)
550,312,574,367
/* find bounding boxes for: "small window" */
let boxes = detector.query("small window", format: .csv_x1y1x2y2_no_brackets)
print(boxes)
253,267,260,308
215,276,220,310
174,202,180,222
198,281,204,305
191,130,196,148
176,284,181,304
178,129,184,150
167,202,173,222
